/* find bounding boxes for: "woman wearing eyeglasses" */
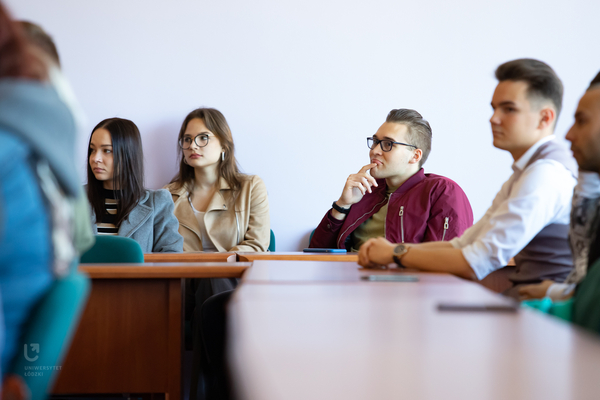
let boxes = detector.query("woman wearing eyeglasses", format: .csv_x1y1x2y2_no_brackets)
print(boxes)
87,118,183,252
310,108,473,252
165,108,269,400
165,107,270,254
165,107,270,309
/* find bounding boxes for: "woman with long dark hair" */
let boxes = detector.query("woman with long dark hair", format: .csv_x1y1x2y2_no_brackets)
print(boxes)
87,118,183,253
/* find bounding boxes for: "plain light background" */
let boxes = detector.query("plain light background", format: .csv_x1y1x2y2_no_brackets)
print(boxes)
7,0,600,251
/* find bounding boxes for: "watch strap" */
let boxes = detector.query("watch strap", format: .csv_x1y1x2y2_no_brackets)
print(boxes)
332,201,350,214
392,244,407,268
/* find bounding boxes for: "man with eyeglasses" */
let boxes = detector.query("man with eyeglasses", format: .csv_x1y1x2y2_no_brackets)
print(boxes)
310,108,474,251
358,59,578,299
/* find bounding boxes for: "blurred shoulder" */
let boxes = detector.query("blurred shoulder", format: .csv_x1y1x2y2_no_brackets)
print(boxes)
146,188,176,208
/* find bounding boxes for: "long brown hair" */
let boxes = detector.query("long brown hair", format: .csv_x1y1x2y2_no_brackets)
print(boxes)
0,3,47,80
87,118,145,227
171,108,245,196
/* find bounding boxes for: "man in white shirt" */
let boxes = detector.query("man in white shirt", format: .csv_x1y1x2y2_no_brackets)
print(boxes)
358,59,578,298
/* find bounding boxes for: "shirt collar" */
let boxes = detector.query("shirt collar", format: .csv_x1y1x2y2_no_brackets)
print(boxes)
513,135,556,172
170,177,230,196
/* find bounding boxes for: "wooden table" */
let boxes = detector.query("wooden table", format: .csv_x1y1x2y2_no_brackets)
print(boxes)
52,262,251,400
236,251,358,262
144,252,236,263
229,261,600,400
242,260,457,284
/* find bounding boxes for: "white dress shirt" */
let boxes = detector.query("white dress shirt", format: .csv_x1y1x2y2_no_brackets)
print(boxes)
450,136,577,280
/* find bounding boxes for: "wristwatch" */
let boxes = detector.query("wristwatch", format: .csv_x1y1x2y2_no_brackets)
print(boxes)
332,201,350,214
392,244,409,268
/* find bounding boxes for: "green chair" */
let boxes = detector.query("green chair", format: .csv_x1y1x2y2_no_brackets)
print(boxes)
522,297,573,322
309,228,316,245
9,267,90,400
80,235,144,263
269,229,276,252
572,258,600,333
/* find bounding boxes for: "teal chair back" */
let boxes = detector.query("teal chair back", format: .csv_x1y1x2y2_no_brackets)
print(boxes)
268,229,276,252
573,258,600,332
80,235,144,263
9,269,90,400
522,297,573,322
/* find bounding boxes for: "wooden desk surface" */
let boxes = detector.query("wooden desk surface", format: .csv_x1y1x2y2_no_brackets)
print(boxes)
242,260,458,284
79,262,251,279
144,252,236,262
236,251,358,262
230,275,600,399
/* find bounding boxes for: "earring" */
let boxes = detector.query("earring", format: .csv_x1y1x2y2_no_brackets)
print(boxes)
221,152,225,161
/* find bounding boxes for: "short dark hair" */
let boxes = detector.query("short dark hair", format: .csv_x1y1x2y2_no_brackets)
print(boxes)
495,59,563,120
385,109,432,168
589,71,600,90
87,118,145,227
19,21,60,66
0,4,47,80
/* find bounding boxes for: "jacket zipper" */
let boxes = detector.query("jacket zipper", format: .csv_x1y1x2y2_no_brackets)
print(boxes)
235,212,241,245
399,205,404,243
398,206,404,243
384,193,392,239
442,217,449,241
338,197,388,248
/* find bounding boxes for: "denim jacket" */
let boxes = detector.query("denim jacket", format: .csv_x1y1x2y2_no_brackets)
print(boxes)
92,189,183,253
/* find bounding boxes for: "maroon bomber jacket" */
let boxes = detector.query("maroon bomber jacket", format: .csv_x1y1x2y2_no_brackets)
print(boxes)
309,168,474,250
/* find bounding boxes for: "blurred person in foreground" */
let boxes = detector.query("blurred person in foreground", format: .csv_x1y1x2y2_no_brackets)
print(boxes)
0,3,81,396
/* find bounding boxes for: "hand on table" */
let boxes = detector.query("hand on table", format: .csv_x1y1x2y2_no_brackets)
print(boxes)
518,280,554,301
358,237,397,268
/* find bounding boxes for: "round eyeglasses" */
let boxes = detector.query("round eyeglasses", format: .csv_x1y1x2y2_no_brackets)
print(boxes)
179,134,211,150
367,137,417,152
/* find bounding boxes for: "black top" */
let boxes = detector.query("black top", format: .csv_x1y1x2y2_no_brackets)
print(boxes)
96,188,121,235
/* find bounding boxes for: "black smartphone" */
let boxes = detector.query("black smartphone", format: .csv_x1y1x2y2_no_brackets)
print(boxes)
437,302,518,313
360,275,418,282
303,248,347,253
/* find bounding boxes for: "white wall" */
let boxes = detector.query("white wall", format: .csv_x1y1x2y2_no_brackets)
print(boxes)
7,0,600,251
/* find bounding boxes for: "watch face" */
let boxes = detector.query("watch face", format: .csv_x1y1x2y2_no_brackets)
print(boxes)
393,244,407,256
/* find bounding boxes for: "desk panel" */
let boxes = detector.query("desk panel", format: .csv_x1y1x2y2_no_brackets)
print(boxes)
54,262,251,399
236,251,358,262
53,278,181,396
144,252,236,263
80,262,251,279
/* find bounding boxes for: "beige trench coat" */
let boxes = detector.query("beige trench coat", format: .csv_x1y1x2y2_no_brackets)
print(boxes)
165,175,270,252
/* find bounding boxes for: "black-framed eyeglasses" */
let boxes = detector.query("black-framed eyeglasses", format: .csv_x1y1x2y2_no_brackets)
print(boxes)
179,134,212,150
367,137,417,152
